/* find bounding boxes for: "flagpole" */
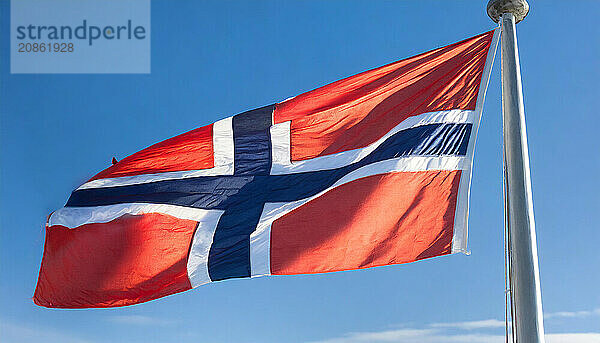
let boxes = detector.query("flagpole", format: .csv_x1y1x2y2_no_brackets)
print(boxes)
486,1,545,342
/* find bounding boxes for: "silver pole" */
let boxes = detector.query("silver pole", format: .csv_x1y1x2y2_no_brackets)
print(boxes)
487,1,545,342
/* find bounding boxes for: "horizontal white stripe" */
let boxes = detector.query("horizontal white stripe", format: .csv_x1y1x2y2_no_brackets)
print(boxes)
77,117,235,190
270,109,474,175
77,165,234,190
48,203,220,229
77,109,470,190
249,155,466,277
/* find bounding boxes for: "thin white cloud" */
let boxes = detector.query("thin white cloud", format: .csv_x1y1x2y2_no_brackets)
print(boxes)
306,328,504,343
546,333,600,343
307,308,600,343
545,308,600,319
107,314,175,326
308,328,600,343
429,319,505,330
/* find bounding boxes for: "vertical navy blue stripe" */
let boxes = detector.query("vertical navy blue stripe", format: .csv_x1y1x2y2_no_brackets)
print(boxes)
232,104,274,175
207,203,264,281
208,104,275,280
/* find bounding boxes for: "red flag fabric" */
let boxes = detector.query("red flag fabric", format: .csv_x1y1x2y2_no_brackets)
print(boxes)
34,29,499,308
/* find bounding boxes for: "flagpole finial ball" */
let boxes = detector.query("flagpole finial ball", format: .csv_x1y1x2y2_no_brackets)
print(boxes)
487,0,529,23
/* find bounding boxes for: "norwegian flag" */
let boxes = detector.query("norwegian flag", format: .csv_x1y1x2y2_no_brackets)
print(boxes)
34,29,499,308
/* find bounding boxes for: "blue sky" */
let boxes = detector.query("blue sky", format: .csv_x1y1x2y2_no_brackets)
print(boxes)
1,1,599,342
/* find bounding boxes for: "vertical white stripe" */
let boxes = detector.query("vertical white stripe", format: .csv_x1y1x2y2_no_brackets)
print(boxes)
187,210,225,287
250,205,277,277
212,117,234,172
270,120,292,167
452,28,501,254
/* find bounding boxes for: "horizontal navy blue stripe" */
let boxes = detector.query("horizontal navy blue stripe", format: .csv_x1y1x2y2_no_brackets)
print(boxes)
66,123,471,209
66,122,471,281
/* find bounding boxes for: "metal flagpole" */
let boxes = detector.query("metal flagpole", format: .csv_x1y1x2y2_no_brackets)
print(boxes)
486,1,545,342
